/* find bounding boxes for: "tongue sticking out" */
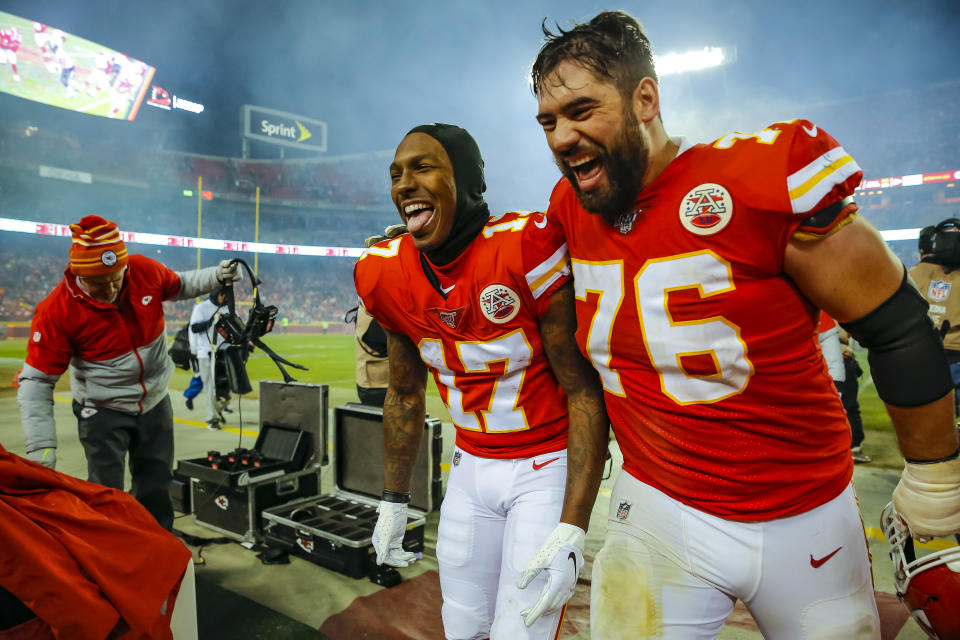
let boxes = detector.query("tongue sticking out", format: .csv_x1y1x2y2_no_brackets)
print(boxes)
406,207,435,234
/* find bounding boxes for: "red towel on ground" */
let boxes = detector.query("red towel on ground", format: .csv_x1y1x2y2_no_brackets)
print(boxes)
0,444,191,640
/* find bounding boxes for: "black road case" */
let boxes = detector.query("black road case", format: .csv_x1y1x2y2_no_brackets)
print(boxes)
178,423,320,543
262,404,443,579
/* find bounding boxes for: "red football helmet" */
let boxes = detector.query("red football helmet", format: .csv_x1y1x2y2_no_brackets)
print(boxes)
881,501,960,639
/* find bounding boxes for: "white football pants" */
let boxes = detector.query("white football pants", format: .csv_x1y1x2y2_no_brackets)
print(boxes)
592,473,880,639
197,356,218,423
437,446,568,640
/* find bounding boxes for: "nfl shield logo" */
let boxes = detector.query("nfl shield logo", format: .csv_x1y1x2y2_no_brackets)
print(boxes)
615,210,638,235
453,451,461,467
616,501,631,520
929,280,951,302
439,310,458,328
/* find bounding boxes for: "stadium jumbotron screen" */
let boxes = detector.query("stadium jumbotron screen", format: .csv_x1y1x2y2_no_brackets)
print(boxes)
0,11,155,121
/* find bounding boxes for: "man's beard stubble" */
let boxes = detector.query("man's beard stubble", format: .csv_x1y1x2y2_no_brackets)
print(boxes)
558,106,649,227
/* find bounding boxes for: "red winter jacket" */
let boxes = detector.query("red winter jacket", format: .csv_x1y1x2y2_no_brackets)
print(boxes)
18,254,221,453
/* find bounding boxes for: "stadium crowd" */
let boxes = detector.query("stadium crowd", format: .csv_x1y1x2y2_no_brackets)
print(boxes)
0,236,357,324
1,81,958,325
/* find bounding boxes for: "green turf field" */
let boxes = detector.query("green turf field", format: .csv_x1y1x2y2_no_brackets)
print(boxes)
0,333,450,422
0,335,907,468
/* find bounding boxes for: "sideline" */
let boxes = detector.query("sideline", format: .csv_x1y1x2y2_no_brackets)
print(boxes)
53,394,260,437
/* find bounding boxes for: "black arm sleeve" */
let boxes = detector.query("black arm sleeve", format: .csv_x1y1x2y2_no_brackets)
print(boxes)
190,320,210,333
840,268,954,408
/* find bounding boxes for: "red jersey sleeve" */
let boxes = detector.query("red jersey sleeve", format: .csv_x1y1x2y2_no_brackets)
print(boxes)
776,119,863,215
353,236,405,334
817,311,838,334
517,211,570,318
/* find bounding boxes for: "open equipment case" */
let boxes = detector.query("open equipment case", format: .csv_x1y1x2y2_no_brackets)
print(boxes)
262,403,443,583
177,381,329,544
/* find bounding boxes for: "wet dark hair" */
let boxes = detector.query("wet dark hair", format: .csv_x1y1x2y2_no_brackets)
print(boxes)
531,11,657,100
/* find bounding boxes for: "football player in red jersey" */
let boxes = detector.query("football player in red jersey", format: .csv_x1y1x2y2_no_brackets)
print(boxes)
0,25,21,82
354,124,609,639
530,11,960,639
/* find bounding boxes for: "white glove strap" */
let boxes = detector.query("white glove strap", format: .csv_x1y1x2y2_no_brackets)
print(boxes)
893,457,960,539
552,522,586,548
523,523,584,571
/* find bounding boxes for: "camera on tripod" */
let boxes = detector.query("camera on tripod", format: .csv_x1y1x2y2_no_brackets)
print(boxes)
212,258,306,394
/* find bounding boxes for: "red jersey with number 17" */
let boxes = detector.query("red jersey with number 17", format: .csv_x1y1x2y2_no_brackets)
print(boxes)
354,210,572,459
548,119,862,520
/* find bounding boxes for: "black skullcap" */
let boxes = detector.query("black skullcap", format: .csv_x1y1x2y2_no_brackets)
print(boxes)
406,123,490,265
918,225,936,255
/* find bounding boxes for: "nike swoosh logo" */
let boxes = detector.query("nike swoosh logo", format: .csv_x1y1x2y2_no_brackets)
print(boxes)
568,550,577,573
810,546,842,568
441,284,456,294
802,123,818,137
532,457,560,470
534,214,548,229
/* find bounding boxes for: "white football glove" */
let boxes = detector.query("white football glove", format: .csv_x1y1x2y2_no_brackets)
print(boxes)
892,456,960,540
517,523,585,626
26,447,56,470
372,500,417,567
216,259,242,285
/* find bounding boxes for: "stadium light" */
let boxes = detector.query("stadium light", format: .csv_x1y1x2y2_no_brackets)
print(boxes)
654,46,735,77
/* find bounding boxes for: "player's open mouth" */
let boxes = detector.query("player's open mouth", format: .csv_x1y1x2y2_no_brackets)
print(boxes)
403,201,435,234
569,155,604,191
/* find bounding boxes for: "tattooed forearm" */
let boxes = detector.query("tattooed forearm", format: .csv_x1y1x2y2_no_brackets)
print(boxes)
560,388,610,530
539,281,611,530
382,329,428,493
383,388,426,492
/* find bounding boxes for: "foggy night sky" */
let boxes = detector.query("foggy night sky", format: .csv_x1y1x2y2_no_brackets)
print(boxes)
1,0,958,214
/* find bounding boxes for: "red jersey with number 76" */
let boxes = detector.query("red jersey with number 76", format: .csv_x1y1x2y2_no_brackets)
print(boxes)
354,210,572,459
548,119,862,520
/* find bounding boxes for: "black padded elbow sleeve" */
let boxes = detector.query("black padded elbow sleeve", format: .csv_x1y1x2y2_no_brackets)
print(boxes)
840,270,954,408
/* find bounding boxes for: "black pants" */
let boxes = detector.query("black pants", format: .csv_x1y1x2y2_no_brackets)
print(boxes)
357,385,387,409
75,394,174,529
835,357,864,449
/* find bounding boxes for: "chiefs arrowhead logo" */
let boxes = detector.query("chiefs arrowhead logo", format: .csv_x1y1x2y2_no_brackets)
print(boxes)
296,536,314,553
141,296,152,306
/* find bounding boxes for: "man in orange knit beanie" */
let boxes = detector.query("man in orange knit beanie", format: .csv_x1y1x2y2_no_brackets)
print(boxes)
17,215,240,529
